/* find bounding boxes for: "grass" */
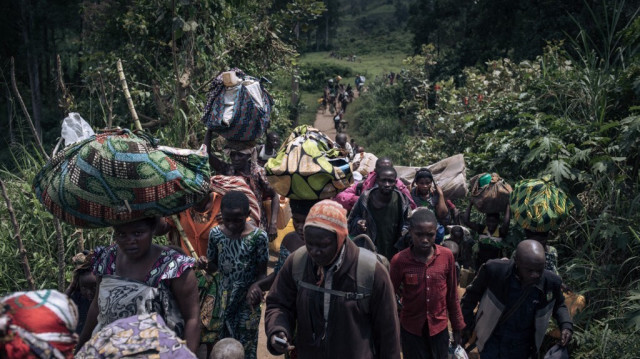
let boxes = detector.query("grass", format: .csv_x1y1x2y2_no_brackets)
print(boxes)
298,50,409,128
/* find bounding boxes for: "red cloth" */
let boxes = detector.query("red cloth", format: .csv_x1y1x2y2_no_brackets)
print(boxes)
1,290,77,358
389,245,465,337
334,172,417,211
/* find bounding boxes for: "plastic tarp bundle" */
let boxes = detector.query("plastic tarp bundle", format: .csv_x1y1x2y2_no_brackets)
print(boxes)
33,129,210,228
510,176,573,232
469,172,513,214
265,125,353,200
201,69,273,142
395,154,468,201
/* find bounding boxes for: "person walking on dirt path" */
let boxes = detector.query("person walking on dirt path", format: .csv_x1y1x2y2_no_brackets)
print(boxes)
335,157,416,211
463,202,510,270
460,240,573,358
347,166,411,261
196,191,269,359
257,132,281,166
390,208,465,359
265,200,401,359
206,130,280,241
334,133,353,159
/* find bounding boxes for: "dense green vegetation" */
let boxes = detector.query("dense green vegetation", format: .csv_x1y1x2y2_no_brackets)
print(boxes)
349,2,640,357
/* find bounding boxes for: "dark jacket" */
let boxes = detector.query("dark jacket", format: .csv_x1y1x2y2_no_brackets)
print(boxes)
347,187,410,245
460,259,573,353
264,240,401,359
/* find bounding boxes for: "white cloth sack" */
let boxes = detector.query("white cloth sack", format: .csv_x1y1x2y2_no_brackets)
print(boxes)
221,80,265,125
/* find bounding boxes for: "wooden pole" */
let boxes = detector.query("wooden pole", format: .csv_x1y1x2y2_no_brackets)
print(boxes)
116,59,143,131
116,59,198,259
0,178,35,290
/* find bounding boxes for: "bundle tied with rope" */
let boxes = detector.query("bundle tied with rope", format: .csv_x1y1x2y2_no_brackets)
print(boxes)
265,125,354,200
32,129,211,229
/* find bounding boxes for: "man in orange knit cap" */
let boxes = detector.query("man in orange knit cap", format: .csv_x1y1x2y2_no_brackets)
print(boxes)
265,200,401,358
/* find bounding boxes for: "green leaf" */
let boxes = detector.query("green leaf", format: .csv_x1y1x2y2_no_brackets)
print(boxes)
546,159,574,184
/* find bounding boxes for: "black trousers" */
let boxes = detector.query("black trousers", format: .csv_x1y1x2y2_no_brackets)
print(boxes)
400,323,449,359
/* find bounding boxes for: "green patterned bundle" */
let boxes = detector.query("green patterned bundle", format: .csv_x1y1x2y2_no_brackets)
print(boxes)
33,129,210,228
265,125,353,200
510,176,573,232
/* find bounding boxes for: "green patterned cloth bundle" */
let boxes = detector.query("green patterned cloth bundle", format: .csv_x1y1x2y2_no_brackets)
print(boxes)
510,176,573,232
33,129,210,228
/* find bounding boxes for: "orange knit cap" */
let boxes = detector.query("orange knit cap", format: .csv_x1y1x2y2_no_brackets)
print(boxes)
304,200,349,249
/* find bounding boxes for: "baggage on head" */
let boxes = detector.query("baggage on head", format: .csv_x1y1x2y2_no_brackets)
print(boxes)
33,129,211,228
395,154,468,201
201,69,273,142
469,172,513,214
510,176,573,232
265,125,354,200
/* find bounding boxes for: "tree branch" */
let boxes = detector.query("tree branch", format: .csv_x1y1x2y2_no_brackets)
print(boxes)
10,57,49,160
0,178,35,290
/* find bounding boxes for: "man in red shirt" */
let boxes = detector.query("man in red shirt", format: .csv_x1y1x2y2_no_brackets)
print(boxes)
390,208,465,359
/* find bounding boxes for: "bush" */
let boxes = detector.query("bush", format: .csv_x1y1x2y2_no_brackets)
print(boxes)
299,62,354,91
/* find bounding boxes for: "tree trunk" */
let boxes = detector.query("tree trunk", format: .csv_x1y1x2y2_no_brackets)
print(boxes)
324,11,329,49
291,66,299,127
20,0,43,139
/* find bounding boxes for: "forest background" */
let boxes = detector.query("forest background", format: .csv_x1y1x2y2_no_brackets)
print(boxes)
0,0,639,357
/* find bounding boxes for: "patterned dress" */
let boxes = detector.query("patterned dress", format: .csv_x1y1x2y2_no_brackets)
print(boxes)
206,226,269,359
76,313,196,358
92,245,195,338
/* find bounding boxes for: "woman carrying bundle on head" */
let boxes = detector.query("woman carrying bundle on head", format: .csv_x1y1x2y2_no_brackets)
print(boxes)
196,191,269,359
76,217,200,353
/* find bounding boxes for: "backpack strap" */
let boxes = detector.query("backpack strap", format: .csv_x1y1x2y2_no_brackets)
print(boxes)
291,246,378,312
356,248,378,313
291,246,308,285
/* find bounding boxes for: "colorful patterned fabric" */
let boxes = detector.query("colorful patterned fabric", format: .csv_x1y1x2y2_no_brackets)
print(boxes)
265,125,353,200
167,192,222,257
210,175,262,227
510,176,574,232
203,227,269,358
76,312,196,358
0,290,78,359
201,70,273,142
33,129,210,228
92,245,195,337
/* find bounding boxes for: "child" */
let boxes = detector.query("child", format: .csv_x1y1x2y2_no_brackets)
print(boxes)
210,338,245,359
445,225,475,270
390,208,465,359
463,202,510,269
65,251,97,334
199,191,269,359
442,240,461,282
